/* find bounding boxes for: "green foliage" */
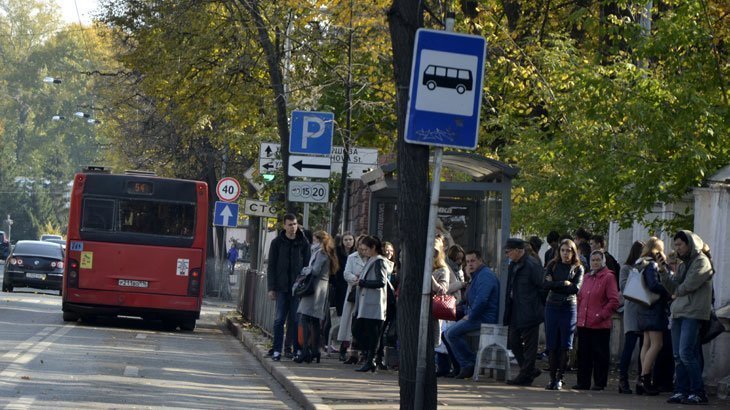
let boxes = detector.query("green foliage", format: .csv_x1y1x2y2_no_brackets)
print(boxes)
0,0,112,239
469,1,729,234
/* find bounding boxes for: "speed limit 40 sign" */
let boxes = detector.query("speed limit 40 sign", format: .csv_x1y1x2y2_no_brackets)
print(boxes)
216,177,241,202
288,181,329,203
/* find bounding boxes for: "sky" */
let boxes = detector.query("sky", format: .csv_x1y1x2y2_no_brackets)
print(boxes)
56,0,100,25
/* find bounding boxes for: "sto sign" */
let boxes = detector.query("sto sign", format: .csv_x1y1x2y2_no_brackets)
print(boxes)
243,199,278,218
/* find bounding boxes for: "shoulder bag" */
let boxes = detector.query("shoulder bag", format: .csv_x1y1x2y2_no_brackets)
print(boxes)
622,267,659,306
293,273,316,297
432,294,456,321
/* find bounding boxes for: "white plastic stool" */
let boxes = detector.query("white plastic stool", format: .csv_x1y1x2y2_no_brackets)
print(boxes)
473,324,510,381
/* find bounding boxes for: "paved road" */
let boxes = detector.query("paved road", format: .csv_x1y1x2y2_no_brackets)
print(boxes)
0,280,300,409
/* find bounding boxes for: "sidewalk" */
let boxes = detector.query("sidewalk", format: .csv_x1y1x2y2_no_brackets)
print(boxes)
221,313,727,410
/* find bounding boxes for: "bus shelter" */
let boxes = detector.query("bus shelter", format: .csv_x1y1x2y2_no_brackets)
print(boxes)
367,151,519,322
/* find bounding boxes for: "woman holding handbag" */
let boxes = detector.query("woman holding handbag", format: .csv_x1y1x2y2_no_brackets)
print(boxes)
431,235,451,346
351,236,393,372
295,231,339,364
617,240,646,393
634,237,671,395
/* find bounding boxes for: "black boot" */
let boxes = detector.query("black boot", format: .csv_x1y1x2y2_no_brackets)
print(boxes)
638,374,659,396
355,350,376,372
375,354,388,370
618,375,632,394
545,349,559,390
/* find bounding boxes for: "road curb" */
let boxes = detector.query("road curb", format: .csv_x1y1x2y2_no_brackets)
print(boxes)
222,314,332,410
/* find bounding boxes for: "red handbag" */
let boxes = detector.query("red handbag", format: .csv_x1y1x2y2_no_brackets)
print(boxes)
431,294,456,321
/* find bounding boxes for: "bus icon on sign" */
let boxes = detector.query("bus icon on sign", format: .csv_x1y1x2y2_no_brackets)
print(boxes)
422,65,473,94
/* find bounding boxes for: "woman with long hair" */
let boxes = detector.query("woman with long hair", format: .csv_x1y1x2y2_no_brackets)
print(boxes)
617,240,646,393
543,239,584,390
338,235,370,364
351,236,393,372
295,231,339,364
431,235,450,345
634,237,671,395
333,232,356,360
374,241,398,370
574,250,620,390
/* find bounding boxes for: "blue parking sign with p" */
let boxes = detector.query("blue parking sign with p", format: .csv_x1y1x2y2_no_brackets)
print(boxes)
289,111,334,155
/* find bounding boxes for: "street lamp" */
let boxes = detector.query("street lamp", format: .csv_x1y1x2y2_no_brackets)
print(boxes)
74,111,91,118
87,119,101,125
52,115,66,121
43,76,62,84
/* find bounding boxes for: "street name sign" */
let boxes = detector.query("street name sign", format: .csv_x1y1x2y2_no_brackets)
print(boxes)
404,29,486,150
213,201,238,227
330,163,377,178
288,155,331,178
288,181,330,203
243,199,278,218
216,177,241,202
289,111,334,155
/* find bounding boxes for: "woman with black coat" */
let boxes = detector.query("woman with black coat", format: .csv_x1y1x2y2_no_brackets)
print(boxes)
543,239,584,390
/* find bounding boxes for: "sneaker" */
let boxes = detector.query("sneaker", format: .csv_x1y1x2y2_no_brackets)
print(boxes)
681,393,709,405
266,348,275,357
667,393,685,404
272,352,281,362
284,350,294,359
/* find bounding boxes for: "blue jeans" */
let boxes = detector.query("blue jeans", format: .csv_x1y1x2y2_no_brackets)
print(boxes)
443,319,482,368
671,318,704,395
273,291,300,354
618,331,643,379
544,303,576,350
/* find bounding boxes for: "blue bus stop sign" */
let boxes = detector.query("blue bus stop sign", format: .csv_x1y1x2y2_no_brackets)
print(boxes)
404,29,486,150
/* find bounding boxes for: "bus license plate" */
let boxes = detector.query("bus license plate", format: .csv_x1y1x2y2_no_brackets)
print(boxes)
27,273,46,280
118,279,148,288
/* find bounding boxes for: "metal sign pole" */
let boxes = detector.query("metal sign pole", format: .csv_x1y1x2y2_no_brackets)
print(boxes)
414,13,454,410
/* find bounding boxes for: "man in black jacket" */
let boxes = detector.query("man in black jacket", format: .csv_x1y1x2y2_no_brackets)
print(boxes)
503,238,545,386
267,213,310,361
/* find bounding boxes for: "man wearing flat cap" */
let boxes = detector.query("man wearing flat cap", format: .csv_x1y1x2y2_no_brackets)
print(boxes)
503,238,545,386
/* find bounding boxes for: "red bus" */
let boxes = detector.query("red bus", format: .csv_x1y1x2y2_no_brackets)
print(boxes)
62,167,208,331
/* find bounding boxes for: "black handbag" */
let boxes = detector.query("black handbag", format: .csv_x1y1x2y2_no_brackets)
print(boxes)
293,274,316,297
700,311,725,344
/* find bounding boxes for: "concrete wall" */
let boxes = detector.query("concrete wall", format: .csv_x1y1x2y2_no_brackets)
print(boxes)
693,185,730,386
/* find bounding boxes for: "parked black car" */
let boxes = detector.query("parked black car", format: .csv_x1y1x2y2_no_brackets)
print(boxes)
2,240,65,294
0,230,9,259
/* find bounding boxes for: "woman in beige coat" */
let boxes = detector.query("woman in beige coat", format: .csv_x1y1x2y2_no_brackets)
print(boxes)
337,236,369,364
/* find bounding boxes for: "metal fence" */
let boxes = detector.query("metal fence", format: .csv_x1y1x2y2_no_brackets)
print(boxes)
237,268,275,336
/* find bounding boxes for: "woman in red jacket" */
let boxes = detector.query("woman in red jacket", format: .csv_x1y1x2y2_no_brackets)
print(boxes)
573,250,620,390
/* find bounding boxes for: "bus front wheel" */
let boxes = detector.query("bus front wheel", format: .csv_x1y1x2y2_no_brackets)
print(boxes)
179,319,196,332
426,81,437,90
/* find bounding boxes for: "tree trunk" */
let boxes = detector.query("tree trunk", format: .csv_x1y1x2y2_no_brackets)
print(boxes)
237,0,292,213
387,1,436,409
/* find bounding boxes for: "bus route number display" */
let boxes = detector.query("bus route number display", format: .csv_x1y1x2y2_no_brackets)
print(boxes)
216,177,241,202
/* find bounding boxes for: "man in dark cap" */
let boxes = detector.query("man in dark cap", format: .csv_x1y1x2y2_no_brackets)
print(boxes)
503,238,545,386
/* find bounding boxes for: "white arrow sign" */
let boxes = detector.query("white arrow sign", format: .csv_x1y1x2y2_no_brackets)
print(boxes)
220,204,234,226
288,155,331,178
259,142,281,159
